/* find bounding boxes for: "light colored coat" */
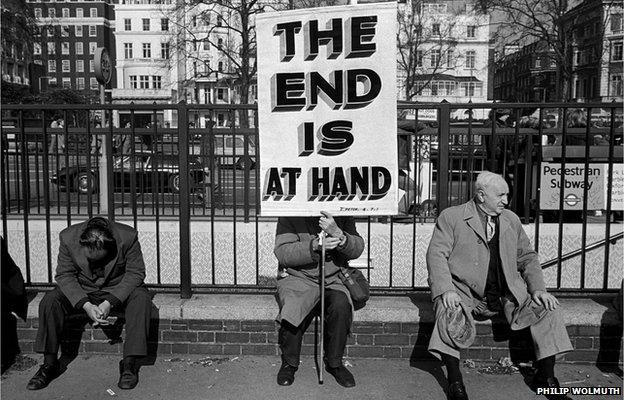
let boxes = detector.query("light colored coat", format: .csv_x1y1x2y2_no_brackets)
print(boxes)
426,200,572,360
274,217,364,327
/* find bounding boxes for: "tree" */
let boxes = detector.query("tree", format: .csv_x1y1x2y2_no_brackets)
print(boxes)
397,1,469,100
476,0,616,101
1,0,38,62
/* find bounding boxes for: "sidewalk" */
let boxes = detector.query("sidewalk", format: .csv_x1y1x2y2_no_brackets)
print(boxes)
2,354,621,400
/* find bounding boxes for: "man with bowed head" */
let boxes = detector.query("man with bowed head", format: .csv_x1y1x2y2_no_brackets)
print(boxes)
426,171,573,400
274,211,364,388
27,217,152,391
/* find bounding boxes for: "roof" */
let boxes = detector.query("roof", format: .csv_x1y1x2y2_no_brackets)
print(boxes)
414,73,482,83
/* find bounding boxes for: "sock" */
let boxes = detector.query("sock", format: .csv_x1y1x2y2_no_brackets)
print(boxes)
43,353,58,366
536,356,555,379
442,354,463,383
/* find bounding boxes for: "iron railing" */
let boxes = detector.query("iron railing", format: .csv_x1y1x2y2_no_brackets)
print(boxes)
1,102,622,298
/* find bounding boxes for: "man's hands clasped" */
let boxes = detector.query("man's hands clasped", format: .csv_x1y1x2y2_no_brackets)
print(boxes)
83,300,113,326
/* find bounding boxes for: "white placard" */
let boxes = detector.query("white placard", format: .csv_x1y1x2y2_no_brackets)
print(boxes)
257,4,398,216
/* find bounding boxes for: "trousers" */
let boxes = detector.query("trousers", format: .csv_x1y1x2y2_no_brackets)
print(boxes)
35,286,151,357
279,289,352,368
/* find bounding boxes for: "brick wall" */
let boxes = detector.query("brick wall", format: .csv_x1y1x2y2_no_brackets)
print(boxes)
16,318,623,364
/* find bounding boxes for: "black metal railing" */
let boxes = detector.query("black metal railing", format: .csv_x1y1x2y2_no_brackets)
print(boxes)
1,102,622,297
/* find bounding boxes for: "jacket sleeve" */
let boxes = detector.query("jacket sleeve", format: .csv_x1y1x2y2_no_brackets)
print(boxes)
274,218,319,268
107,232,146,306
426,210,456,300
55,236,89,308
515,217,545,294
336,217,365,260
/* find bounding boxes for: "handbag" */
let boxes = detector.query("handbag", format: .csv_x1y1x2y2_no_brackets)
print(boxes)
338,267,370,309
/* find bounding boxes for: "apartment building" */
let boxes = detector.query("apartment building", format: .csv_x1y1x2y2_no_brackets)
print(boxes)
563,0,623,103
397,0,491,119
28,0,116,91
492,41,558,102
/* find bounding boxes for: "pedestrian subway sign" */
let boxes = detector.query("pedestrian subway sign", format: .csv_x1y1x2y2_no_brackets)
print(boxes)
539,163,624,210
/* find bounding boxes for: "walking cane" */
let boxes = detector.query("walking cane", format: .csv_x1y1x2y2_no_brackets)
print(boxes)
318,230,326,385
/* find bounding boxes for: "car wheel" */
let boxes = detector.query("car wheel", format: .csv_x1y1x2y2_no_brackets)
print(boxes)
169,173,180,193
74,171,97,194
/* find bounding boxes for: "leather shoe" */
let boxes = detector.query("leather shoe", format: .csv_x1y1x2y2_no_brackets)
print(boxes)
27,363,59,390
325,365,355,388
277,363,297,386
118,359,139,390
448,380,469,400
532,376,572,400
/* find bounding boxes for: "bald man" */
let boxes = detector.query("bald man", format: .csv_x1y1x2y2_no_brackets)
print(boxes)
426,171,573,400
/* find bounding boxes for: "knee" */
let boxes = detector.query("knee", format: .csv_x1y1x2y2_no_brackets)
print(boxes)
39,289,65,312
126,287,152,307
327,292,351,318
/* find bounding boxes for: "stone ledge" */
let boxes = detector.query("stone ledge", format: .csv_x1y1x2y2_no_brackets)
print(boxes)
25,292,620,326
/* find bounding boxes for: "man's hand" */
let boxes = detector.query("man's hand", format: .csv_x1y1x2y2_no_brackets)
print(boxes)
98,300,111,319
83,302,107,325
532,291,559,311
319,211,343,238
312,236,342,252
441,291,462,309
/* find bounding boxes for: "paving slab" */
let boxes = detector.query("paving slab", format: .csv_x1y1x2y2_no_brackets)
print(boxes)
2,354,621,400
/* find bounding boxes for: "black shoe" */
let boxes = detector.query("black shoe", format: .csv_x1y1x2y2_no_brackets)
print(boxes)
117,359,139,390
277,363,297,386
27,363,59,390
448,380,469,400
325,365,355,388
532,376,572,400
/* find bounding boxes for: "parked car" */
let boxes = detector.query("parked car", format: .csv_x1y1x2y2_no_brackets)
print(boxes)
50,153,218,195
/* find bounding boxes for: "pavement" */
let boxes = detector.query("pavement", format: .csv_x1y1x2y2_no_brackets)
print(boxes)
1,354,622,400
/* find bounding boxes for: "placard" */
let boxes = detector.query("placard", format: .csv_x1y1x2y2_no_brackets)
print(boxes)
257,4,398,216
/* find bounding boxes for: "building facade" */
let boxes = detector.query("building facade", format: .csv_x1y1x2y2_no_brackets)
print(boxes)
492,41,558,102
563,0,623,103
28,0,116,92
397,0,490,119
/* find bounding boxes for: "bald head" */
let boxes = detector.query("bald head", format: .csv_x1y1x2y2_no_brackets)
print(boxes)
474,171,509,215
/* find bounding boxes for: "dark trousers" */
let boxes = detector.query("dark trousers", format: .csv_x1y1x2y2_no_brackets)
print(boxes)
279,289,352,369
35,286,151,358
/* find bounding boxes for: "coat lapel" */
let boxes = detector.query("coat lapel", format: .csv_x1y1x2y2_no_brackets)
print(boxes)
463,200,487,244
75,248,94,279
103,221,121,280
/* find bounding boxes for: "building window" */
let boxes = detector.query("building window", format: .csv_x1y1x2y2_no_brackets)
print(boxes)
612,14,623,32
574,50,581,65
160,43,169,59
203,39,210,50
90,8,97,17
465,50,476,69
88,25,96,36
62,60,70,72
152,76,162,89
34,43,41,55
612,41,623,61
535,57,542,68
216,15,223,27
139,75,149,89
34,8,42,18
611,74,623,96
77,77,85,90
218,61,223,72
124,43,133,59
124,18,131,31
416,50,423,67
62,8,69,17
76,60,84,72
75,42,83,54
61,42,69,55
446,50,454,67
142,43,151,58
47,26,54,36
430,49,440,67
90,77,98,89
76,8,83,18
89,42,97,54
62,77,71,89
217,87,228,101
467,25,476,38
75,25,83,37
129,75,137,89
49,78,57,87
217,37,223,48
47,42,55,55
61,25,70,36
48,8,55,18
161,18,169,31
142,18,150,31
90,60,94,72
48,60,56,73
217,113,225,126
432,23,440,36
